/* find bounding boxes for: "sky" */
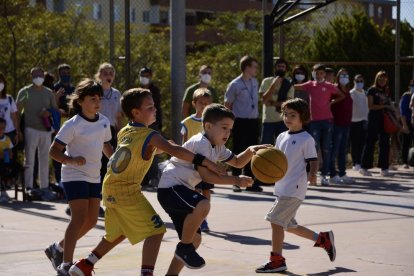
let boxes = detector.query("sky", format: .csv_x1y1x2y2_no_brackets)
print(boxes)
398,0,414,26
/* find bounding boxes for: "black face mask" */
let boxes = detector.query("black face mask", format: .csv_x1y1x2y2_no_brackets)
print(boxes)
275,70,286,77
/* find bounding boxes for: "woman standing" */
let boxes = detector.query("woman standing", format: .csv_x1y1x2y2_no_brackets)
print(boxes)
0,73,20,150
399,79,414,168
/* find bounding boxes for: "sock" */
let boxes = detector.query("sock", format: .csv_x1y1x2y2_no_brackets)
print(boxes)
86,250,101,265
141,265,154,276
313,232,319,242
61,262,72,268
54,242,63,253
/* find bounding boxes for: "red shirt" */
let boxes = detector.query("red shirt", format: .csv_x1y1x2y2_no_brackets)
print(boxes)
331,89,353,126
301,81,338,121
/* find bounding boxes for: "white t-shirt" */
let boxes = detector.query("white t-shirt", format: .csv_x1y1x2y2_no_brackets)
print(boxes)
274,130,317,200
158,133,234,189
0,96,17,133
350,88,369,122
55,113,112,183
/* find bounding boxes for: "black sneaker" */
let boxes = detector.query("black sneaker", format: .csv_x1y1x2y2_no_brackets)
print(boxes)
45,243,63,271
232,185,242,192
245,185,263,192
256,258,287,273
174,243,205,269
99,206,105,218
56,263,71,276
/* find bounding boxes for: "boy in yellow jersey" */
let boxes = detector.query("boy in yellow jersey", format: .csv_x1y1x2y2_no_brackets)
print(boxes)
157,104,271,274
181,88,214,232
69,88,226,276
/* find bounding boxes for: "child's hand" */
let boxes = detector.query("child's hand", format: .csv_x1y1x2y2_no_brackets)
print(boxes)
237,175,253,187
308,174,317,185
204,159,227,176
249,144,273,154
67,156,86,166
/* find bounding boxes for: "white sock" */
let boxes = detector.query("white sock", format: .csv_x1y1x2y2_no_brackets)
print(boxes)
86,252,99,264
54,242,63,253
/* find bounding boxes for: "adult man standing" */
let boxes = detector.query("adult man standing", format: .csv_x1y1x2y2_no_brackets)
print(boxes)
54,63,75,117
182,65,218,118
225,55,262,192
16,67,58,200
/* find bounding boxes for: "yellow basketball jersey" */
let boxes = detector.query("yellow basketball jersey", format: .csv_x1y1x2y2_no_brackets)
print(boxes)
103,122,157,207
181,115,203,142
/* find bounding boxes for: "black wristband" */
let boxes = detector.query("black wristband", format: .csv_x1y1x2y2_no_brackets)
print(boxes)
192,153,206,167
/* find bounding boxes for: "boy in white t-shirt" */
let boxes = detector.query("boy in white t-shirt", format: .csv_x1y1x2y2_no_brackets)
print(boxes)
158,103,269,275
256,98,336,273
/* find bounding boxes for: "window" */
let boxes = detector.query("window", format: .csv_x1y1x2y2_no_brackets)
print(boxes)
114,4,121,22
53,0,64,13
131,8,136,23
368,3,374,17
143,11,150,23
75,2,83,16
160,10,169,25
93,3,102,20
377,6,383,19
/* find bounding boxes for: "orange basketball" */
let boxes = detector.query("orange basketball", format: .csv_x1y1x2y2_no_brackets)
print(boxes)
251,148,288,184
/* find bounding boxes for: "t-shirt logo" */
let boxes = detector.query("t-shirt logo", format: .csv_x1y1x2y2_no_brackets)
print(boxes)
104,124,107,128
292,140,296,144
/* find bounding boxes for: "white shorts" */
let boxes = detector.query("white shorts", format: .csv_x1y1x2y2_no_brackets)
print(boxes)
265,196,302,229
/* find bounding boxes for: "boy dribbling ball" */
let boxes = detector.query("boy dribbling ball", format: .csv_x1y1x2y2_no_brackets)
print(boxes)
256,98,336,273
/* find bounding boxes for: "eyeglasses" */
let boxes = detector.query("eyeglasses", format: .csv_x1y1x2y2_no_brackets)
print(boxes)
355,80,364,83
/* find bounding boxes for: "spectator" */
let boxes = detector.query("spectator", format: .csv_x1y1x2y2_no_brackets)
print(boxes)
139,67,163,190
54,64,75,117
259,58,294,145
224,55,262,192
294,64,344,185
43,72,55,90
292,65,309,103
16,67,58,200
359,71,393,177
182,65,218,118
329,68,355,184
349,74,369,171
325,67,336,83
399,79,414,168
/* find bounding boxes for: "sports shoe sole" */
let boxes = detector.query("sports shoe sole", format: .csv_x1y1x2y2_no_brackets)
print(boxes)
68,265,86,276
255,264,287,273
328,231,336,262
44,247,58,271
174,252,206,269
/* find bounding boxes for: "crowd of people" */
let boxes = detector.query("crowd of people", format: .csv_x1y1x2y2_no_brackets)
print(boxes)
0,57,413,275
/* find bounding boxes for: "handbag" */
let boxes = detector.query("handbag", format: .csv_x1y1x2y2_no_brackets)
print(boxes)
383,111,400,134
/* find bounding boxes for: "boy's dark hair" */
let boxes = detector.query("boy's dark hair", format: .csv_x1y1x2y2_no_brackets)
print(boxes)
240,55,258,72
281,98,310,125
325,67,335,74
140,67,152,75
121,88,152,119
274,58,288,68
312,64,326,72
68,78,103,116
202,103,235,126
199,65,212,73
0,117,6,126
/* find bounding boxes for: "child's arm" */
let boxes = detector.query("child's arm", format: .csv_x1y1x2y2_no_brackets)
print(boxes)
49,141,86,166
226,144,272,168
308,160,318,185
103,143,114,159
148,133,227,175
197,166,253,187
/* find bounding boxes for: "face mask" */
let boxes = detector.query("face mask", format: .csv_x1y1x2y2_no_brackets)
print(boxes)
0,82,4,92
60,75,71,83
275,70,286,77
339,77,349,86
295,74,305,82
311,71,316,80
33,77,44,86
356,82,364,90
140,76,150,86
200,73,211,84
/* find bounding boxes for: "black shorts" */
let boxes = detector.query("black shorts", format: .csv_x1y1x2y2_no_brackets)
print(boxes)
63,181,102,201
157,185,207,239
195,181,215,190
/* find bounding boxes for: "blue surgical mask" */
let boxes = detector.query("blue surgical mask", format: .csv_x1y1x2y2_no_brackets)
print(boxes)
60,75,71,83
356,82,364,90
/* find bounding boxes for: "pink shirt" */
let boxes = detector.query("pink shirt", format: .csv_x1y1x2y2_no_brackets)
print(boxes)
301,81,338,121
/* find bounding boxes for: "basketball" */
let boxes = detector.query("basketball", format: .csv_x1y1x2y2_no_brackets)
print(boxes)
251,148,288,184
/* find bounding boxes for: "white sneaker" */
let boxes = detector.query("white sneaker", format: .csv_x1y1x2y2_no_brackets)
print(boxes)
329,175,342,184
380,169,393,177
403,164,409,169
0,192,10,203
359,169,372,176
320,175,329,186
340,175,355,184
352,164,361,171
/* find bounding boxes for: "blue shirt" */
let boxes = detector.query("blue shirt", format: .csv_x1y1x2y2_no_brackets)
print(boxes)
224,75,259,119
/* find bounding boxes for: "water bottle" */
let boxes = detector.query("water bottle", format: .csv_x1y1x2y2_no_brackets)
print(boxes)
3,149,10,164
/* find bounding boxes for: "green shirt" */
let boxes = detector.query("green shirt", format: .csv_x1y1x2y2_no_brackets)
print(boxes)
16,84,58,131
183,82,218,115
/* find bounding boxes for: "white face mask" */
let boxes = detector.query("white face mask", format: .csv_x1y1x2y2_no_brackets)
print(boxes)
295,74,305,82
200,73,211,84
0,82,4,92
339,77,349,86
33,77,44,86
311,71,316,80
140,76,150,86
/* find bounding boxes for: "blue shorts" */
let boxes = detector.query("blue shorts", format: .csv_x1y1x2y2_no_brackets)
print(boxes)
63,181,102,201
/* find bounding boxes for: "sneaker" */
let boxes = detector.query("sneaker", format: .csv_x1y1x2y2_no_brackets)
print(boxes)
45,243,63,271
0,192,10,203
98,206,105,218
380,169,393,177
314,231,336,262
359,169,372,176
245,185,263,192
41,188,56,201
320,175,329,186
403,164,409,169
340,175,355,184
174,242,205,269
232,185,242,192
57,263,71,276
329,175,342,184
256,255,287,273
200,220,210,233
352,164,361,171
69,259,94,276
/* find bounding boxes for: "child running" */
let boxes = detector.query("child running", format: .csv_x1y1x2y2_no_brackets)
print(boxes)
68,88,225,276
181,88,214,232
256,98,336,273
158,103,270,275
45,79,114,275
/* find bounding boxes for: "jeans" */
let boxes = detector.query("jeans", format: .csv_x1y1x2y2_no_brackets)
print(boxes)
350,121,367,166
329,125,350,177
309,120,333,176
260,121,287,145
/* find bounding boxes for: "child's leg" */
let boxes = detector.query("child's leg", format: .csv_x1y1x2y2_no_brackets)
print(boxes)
202,189,211,200
271,223,284,255
142,232,164,267
287,225,317,241
181,199,210,243
167,233,202,275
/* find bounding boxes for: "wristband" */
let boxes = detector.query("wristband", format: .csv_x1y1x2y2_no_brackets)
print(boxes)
192,153,206,167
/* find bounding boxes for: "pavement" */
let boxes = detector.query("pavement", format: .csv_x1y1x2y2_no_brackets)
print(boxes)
0,167,413,276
